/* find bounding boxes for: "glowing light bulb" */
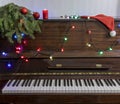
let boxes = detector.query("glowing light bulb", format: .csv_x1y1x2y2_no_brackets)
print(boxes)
86,43,91,47
64,37,68,41
87,30,92,34
50,56,53,61
37,48,41,52
72,25,75,29
21,33,25,38
98,51,104,55
21,55,25,59
118,23,120,28
23,40,27,45
7,62,12,68
25,59,29,62
13,34,17,39
15,45,23,54
108,47,113,51
61,48,64,52
2,52,7,56
74,15,78,19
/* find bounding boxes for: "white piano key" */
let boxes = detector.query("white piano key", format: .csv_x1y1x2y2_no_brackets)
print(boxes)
2,80,12,93
101,79,112,93
112,79,120,93
6,79,16,93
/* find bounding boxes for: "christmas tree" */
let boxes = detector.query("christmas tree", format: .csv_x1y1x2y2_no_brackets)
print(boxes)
0,3,42,43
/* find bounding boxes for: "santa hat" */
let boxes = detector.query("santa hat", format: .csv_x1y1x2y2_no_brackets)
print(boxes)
90,14,116,37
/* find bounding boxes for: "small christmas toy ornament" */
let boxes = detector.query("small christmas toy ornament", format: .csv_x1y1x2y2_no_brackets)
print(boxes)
90,14,116,37
20,7,28,15
33,12,40,19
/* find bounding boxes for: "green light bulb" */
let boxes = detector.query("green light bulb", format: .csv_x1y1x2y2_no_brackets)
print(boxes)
64,37,68,41
108,47,113,51
98,51,104,55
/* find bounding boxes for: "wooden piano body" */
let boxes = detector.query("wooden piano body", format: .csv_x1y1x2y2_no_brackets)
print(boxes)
0,18,120,104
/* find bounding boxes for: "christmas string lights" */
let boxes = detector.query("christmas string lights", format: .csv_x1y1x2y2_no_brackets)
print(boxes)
84,18,119,55
1,17,120,69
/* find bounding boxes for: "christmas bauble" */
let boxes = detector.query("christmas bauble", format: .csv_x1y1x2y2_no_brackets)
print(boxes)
20,7,28,15
33,12,40,19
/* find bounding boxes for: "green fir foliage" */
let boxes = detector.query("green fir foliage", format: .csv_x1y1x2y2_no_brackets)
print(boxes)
0,3,42,43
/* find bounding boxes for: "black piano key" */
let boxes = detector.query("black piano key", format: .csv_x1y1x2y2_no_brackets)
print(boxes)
87,79,91,86
117,79,120,85
83,79,88,86
78,79,82,86
42,79,46,86
75,79,78,87
115,79,120,86
24,80,28,87
6,80,13,87
70,79,73,86
103,79,109,86
58,79,61,86
107,79,113,86
28,79,32,87
110,79,116,86
25,79,29,87
90,79,94,86
64,79,66,86
98,79,101,86
33,79,38,86
67,79,70,86
55,79,58,87
37,79,41,86
46,79,49,86
26,79,31,87
49,79,52,86
16,79,21,87
12,80,18,87
98,79,104,86
21,80,26,87
23,79,28,87
95,79,100,86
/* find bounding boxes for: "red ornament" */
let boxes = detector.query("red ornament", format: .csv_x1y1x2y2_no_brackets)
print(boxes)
33,12,40,19
20,7,28,15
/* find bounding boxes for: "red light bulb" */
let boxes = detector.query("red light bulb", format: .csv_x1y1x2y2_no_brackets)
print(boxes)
25,59,29,62
37,48,41,52
61,48,64,52
72,25,75,29
21,55,25,59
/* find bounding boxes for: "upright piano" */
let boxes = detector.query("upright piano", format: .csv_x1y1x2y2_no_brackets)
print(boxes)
0,18,120,104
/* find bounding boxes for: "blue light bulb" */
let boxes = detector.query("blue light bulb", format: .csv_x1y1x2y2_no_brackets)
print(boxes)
21,33,25,38
2,52,7,56
14,35,17,39
7,62,12,68
118,23,120,28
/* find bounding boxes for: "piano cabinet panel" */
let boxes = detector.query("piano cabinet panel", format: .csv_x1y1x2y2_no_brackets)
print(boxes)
0,94,120,104
17,58,120,72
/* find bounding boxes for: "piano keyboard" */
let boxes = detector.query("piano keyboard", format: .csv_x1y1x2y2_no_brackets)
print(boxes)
2,78,120,94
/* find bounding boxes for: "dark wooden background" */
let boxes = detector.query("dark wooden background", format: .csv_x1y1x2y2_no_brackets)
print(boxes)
27,19,120,52
1,19,120,54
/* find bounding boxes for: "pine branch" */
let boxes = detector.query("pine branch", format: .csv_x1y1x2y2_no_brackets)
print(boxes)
0,3,42,43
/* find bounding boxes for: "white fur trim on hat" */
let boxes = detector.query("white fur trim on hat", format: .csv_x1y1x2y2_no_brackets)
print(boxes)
110,30,116,37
